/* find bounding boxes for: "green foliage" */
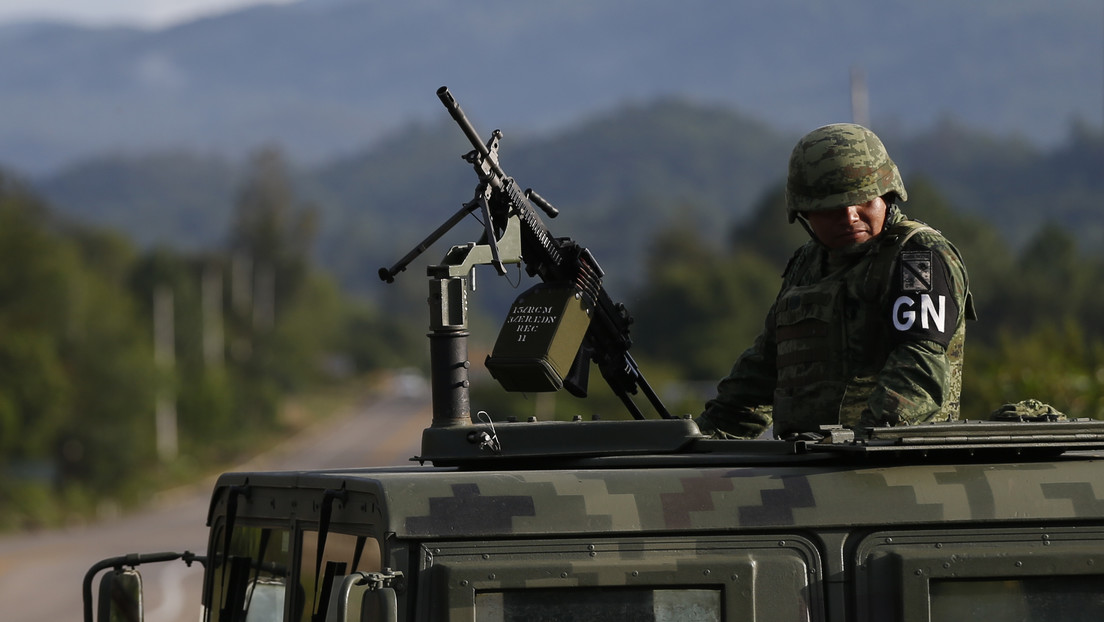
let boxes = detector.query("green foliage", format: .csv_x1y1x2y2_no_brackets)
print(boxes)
55,261,158,492
341,300,428,372
0,174,158,524
633,222,780,378
965,322,1104,420
728,184,809,270
0,150,425,530
0,332,69,458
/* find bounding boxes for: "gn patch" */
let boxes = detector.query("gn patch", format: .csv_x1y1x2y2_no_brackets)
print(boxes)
890,249,957,347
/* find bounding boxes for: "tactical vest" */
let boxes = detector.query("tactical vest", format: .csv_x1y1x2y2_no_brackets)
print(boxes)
771,220,964,434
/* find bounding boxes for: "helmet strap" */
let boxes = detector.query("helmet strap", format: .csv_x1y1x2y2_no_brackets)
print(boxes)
794,213,817,240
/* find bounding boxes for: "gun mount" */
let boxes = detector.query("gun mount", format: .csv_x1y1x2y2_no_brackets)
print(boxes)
380,86,671,428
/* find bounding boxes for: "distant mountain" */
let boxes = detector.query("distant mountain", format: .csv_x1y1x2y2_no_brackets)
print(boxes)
0,0,1099,175
38,152,239,250
35,99,796,291
35,99,1104,298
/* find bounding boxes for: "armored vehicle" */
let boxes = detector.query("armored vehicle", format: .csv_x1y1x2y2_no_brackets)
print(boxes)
85,90,1104,622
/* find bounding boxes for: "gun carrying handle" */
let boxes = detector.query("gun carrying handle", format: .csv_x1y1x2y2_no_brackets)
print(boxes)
525,188,559,218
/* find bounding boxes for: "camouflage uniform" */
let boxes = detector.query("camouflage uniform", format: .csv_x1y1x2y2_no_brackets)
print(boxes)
699,124,975,439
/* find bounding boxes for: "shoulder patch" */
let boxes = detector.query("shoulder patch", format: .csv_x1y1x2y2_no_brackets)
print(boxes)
899,250,933,292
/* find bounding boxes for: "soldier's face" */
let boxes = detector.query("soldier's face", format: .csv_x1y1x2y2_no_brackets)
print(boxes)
805,196,887,250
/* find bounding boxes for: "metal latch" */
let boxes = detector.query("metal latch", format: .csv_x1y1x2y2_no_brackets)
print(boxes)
354,568,405,592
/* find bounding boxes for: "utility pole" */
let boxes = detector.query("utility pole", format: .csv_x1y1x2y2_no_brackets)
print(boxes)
253,261,275,332
231,251,253,361
202,263,224,367
153,285,178,462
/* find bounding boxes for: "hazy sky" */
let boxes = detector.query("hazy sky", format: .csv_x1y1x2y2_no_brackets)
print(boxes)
0,0,296,28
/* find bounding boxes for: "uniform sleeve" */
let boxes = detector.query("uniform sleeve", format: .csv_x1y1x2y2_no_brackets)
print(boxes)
867,237,972,426
697,303,779,439
868,339,953,425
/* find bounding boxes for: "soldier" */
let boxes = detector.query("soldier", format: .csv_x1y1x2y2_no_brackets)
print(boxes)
699,123,975,439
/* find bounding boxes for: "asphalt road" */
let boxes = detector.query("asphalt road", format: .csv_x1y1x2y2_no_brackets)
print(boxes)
0,390,429,622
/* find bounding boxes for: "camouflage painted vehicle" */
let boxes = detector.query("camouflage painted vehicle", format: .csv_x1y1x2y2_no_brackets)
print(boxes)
85,90,1104,621
87,416,1104,622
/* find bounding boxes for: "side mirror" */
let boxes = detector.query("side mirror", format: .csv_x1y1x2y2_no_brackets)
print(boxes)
83,551,206,622
327,571,403,622
97,568,143,622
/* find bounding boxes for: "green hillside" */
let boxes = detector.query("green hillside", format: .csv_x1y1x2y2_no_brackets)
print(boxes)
37,100,1104,295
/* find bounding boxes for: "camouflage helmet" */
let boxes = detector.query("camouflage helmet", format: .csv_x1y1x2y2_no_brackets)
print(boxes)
785,123,907,222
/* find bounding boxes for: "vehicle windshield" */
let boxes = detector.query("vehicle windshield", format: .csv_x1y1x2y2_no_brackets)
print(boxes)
205,522,382,622
205,523,293,622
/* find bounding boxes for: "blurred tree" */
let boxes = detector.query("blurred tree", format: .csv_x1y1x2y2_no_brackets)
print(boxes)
728,183,807,270
0,173,156,508
229,146,319,315
225,146,328,426
0,181,73,462
965,321,1104,420
632,220,779,379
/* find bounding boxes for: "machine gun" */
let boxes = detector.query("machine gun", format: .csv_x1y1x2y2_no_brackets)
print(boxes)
381,86,670,421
